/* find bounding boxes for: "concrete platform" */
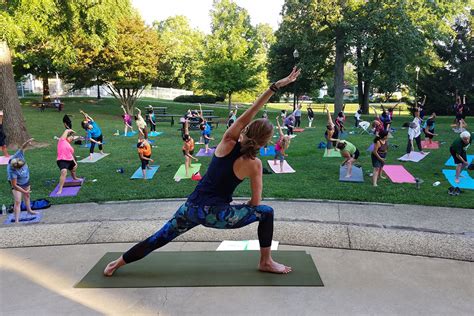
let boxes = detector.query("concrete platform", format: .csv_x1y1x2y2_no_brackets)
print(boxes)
0,199,472,261
1,242,472,315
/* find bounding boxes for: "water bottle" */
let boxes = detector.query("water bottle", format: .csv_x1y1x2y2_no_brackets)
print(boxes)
1,204,6,215
415,178,420,189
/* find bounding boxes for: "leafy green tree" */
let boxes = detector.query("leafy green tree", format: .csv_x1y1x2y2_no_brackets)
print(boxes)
418,13,473,114
199,0,261,110
153,15,205,90
101,15,163,114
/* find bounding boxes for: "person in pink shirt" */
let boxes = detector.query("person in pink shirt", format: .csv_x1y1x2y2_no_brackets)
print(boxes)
57,129,80,195
273,117,291,172
121,105,134,135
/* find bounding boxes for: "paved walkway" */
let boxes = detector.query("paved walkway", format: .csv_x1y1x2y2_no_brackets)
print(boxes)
1,242,472,315
1,199,472,261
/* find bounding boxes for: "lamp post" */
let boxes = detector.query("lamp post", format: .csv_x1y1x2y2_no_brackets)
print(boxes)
293,49,299,111
415,66,420,109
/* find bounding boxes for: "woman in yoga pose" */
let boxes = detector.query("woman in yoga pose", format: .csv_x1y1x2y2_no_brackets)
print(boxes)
336,140,359,178
371,130,389,187
56,129,80,195
120,105,134,135
80,110,104,159
181,119,199,177
104,67,301,276
7,138,38,223
273,117,291,173
324,105,339,155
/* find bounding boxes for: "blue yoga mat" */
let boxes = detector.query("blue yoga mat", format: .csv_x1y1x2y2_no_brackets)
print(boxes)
148,131,163,137
260,146,276,156
3,211,43,224
445,155,474,167
130,165,160,180
442,169,474,190
122,131,138,137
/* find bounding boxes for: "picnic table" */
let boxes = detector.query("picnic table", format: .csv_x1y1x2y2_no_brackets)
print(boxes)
36,101,64,112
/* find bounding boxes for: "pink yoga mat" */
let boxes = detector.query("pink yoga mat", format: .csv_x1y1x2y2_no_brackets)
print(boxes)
294,128,305,132
382,165,416,184
49,178,84,197
421,141,439,149
0,156,10,165
267,160,295,173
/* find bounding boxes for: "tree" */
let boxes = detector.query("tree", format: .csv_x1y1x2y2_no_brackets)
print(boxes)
418,13,473,114
153,15,205,90
101,15,162,114
268,0,347,113
200,0,261,110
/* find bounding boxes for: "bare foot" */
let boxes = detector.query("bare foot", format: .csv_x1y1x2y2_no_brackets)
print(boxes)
373,183,378,187
57,190,63,195
345,174,351,178
104,258,125,277
380,175,387,179
259,260,292,274
27,210,38,215
455,178,460,183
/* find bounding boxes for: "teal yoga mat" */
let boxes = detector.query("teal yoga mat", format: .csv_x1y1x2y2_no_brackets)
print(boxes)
442,169,474,190
75,251,324,288
445,155,474,167
130,165,160,180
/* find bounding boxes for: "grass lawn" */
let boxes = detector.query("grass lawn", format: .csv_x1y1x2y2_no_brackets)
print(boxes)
0,97,472,208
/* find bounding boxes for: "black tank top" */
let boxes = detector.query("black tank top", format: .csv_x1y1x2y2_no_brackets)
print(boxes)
187,142,244,206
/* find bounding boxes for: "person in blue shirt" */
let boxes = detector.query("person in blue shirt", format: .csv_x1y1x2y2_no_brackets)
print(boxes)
103,67,301,277
146,105,156,132
7,138,38,223
201,120,214,153
80,110,104,159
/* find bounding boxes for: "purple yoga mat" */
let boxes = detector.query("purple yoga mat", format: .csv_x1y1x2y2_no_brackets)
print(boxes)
49,178,83,197
196,148,216,157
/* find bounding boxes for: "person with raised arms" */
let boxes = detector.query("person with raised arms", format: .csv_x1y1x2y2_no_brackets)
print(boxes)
104,67,301,276
182,119,199,177
7,138,38,223
273,117,291,173
324,105,339,156
80,110,104,159
56,129,80,195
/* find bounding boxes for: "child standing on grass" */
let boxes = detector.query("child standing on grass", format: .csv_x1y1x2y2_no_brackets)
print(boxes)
182,120,199,177
274,117,291,172
137,139,154,180
371,130,389,187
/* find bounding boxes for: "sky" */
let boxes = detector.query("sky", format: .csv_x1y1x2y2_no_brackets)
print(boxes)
131,0,285,33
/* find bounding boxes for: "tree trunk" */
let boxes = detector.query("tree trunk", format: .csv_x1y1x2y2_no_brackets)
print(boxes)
362,80,370,113
42,75,50,102
356,46,365,113
334,27,345,116
97,83,101,99
228,92,232,111
0,41,31,148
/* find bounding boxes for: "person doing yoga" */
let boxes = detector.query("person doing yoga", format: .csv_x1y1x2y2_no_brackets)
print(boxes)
104,67,301,277
324,105,339,155
7,138,38,223
137,138,154,179
135,108,148,139
182,119,199,177
120,105,134,135
336,140,359,178
274,117,291,173
80,110,104,159
56,129,80,195
307,104,315,128
449,131,471,183
371,130,389,187
423,112,437,144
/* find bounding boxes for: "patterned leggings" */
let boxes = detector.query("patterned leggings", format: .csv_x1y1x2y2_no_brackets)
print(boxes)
122,203,274,264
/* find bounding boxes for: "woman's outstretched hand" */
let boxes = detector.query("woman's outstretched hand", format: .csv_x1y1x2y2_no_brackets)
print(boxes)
275,67,301,89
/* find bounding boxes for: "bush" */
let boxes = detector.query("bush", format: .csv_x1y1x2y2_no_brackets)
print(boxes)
173,94,222,103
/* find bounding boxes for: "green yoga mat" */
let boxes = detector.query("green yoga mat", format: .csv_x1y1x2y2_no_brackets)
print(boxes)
323,150,341,158
174,163,201,179
75,251,323,288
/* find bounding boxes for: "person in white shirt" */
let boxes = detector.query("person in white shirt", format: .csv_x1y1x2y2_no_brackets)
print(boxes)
406,109,426,155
